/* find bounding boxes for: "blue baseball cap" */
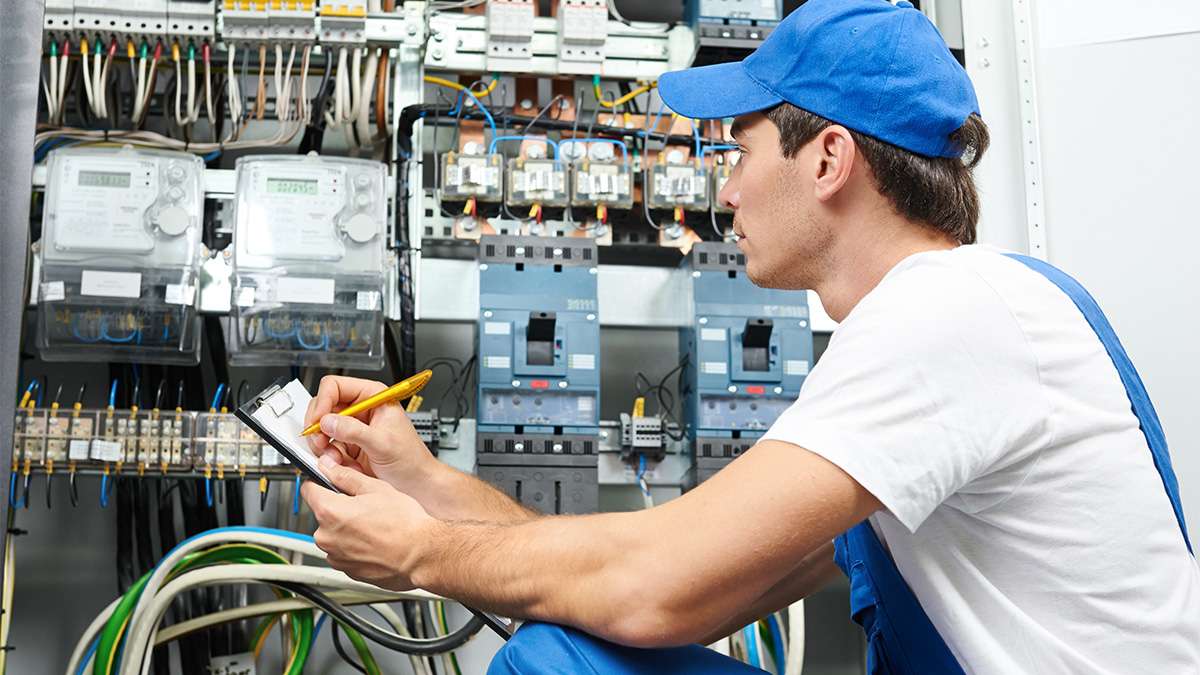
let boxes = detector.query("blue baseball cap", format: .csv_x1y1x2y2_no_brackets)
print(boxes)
658,0,979,158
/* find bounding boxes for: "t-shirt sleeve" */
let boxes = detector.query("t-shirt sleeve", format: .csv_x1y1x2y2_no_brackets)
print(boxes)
761,261,1048,532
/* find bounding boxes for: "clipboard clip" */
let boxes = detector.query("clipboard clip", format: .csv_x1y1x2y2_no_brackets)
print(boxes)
255,384,294,418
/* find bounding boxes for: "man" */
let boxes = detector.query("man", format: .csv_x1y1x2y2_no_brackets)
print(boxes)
301,0,1200,672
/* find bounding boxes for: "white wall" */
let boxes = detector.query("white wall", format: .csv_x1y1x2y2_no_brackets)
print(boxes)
967,3,1200,542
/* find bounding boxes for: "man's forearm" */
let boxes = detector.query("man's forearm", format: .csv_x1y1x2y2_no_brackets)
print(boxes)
404,462,537,523
696,541,839,646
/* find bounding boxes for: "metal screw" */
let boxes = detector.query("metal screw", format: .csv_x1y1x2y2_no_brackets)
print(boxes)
512,380,521,387
727,385,737,393
431,47,444,60
692,270,701,278
586,313,595,321
699,317,708,325
774,386,783,394
483,310,493,318
557,381,568,389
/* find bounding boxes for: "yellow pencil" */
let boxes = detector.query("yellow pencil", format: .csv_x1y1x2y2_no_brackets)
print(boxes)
299,369,433,437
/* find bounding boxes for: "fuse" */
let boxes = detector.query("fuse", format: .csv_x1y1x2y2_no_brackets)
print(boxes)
649,152,709,210
442,151,504,201
507,157,569,207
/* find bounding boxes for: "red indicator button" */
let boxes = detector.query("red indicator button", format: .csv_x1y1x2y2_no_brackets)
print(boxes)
530,380,550,390
745,385,765,395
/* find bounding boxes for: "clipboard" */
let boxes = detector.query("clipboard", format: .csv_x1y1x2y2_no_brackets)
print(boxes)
235,378,340,493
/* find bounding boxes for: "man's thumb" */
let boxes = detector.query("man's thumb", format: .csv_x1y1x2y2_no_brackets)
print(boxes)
320,414,373,447
319,454,372,496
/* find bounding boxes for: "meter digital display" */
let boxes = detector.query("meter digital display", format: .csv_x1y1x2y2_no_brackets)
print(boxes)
78,171,132,188
267,178,319,195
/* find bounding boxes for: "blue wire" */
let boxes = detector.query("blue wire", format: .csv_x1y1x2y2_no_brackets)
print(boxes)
262,319,298,340
202,150,222,162
23,379,39,396
560,138,630,163
643,100,669,138
108,379,119,407
70,314,104,343
7,474,16,509
487,135,560,158
210,383,226,411
74,635,101,675
766,614,786,672
99,317,139,343
295,329,329,351
99,473,110,508
636,455,651,497
292,474,301,515
743,624,761,667
205,476,213,507
313,612,329,641
700,144,739,160
692,121,701,159
456,87,497,140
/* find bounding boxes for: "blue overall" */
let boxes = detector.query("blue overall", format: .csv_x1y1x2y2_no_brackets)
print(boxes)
489,254,1192,674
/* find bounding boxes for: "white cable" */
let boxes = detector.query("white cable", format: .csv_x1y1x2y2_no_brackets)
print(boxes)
0,528,15,675
45,59,58,122
80,47,96,117
382,52,393,136
98,47,114,120
225,42,242,143
120,531,325,675
56,52,70,124
173,55,185,126
64,596,120,675
356,49,379,148
186,55,199,123
129,564,438,675
299,45,312,124
133,56,147,123
370,603,432,675
204,51,215,128
784,601,805,675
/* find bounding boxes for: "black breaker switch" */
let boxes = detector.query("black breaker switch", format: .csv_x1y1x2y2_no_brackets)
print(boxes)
742,318,774,372
526,311,557,366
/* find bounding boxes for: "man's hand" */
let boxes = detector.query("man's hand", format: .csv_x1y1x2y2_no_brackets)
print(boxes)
302,454,435,591
304,375,437,491
305,375,537,523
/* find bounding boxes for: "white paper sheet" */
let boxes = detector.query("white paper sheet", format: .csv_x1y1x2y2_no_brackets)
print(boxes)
249,379,330,485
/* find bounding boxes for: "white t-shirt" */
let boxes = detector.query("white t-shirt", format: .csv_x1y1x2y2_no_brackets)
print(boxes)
762,245,1200,674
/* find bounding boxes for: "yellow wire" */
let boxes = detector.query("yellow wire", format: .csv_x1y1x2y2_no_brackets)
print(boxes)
254,615,281,659
424,74,499,95
595,82,655,108
103,613,133,675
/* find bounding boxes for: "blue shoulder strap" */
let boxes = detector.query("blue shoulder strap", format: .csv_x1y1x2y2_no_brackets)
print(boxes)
834,253,1194,675
1005,254,1192,552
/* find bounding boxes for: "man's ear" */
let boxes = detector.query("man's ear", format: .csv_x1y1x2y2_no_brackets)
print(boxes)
811,125,857,203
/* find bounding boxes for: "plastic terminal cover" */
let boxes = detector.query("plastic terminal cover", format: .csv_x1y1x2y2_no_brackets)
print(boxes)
570,159,633,208
442,152,504,201
506,158,569,207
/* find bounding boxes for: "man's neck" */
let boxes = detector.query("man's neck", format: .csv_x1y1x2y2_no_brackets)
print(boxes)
814,220,959,323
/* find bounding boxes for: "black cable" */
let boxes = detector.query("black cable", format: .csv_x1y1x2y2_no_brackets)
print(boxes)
116,478,136,593
273,581,493,653
299,51,335,154
331,621,369,674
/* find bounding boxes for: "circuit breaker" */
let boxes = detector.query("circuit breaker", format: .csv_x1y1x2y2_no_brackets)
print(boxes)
680,242,813,484
557,0,607,74
486,0,535,72
686,0,782,62
228,154,389,369
475,236,601,514
167,0,216,40
75,0,170,42
36,146,205,365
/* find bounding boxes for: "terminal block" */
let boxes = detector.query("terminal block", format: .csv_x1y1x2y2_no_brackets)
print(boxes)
167,0,216,40
649,153,709,210
506,157,569,207
407,410,441,453
45,0,75,37
229,155,389,369
557,0,607,74
37,146,205,365
13,406,195,474
269,0,317,43
75,0,169,42
220,0,270,43
442,151,504,202
619,413,666,461
319,0,368,45
486,0,535,72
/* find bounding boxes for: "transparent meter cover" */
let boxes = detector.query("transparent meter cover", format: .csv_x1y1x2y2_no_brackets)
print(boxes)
41,146,204,266
232,154,387,274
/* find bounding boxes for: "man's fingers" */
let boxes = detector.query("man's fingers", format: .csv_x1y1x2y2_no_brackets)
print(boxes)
318,454,379,496
319,414,377,451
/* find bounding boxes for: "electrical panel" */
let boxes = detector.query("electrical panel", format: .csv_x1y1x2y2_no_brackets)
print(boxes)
228,154,388,369
649,151,709,210
680,242,813,484
475,236,601,514
486,0,536,72
557,0,608,74
37,146,205,365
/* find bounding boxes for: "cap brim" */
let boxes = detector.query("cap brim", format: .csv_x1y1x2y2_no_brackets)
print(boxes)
657,61,783,120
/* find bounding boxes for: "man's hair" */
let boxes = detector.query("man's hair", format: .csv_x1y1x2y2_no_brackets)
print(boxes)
764,104,990,245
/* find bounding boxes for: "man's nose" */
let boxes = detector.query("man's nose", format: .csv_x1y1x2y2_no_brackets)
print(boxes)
718,177,740,211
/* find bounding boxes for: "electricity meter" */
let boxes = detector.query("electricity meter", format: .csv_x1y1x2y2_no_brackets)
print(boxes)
505,156,568,207
649,151,709,210
566,142,633,208
441,147,503,202
229,154,388,369
36,146,204,365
